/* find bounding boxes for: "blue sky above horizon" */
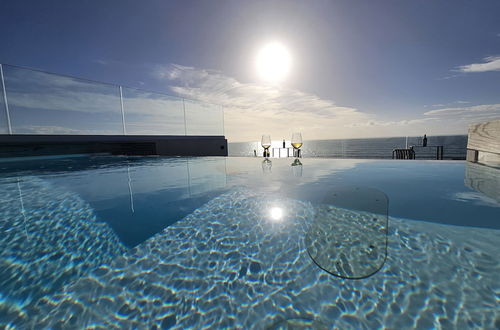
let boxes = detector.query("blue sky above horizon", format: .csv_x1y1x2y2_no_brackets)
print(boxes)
1,0,500,141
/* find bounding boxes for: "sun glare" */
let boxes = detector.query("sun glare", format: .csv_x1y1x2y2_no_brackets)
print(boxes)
256,42,291,83
269,207,284,222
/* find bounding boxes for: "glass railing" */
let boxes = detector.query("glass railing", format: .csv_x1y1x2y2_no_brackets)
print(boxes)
0,65,10,134
0,64,224,136
121,87,185,135
184,98,224,136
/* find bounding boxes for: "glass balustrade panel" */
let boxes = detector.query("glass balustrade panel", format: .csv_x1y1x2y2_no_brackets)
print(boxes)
0,72,9,134
122,87,184,135
3,65,123,135
184,99,223,136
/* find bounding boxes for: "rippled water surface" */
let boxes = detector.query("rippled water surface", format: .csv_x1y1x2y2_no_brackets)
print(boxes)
0,155,498,328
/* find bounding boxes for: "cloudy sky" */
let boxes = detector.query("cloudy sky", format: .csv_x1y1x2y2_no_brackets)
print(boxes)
1,0,500,141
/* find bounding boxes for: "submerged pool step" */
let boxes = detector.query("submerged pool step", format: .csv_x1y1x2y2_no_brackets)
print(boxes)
305,186,389,279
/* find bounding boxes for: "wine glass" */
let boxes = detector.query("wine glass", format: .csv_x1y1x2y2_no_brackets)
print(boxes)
291,158,303,177
261,135,271,157
291,132,302,157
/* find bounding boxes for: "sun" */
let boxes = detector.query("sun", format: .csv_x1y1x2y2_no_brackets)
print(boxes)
269,207,284,222
256,42,291,83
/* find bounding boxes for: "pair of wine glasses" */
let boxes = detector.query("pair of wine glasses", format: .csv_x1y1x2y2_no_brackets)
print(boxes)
261,133,302,157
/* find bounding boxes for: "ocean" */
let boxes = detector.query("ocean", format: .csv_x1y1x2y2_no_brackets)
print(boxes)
228,135,468,160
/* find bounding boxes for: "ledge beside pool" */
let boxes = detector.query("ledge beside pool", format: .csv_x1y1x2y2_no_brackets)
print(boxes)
466,119,500,166
0,134,228,157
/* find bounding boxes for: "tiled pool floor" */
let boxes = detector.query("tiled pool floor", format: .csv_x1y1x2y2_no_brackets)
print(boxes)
12,188,499,329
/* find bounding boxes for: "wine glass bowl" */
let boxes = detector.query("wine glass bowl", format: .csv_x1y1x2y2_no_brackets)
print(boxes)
261,135,271,157
261,135,271,149
291,132,302,157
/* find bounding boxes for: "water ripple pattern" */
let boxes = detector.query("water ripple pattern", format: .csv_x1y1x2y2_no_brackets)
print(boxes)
306,205,388,279
0,177,126,322
6,188,500,329
306,186,388,279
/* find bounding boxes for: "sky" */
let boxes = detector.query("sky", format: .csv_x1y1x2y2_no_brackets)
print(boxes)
1,0,500,142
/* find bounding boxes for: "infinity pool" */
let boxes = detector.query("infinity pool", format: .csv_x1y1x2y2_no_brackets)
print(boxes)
0,156,498,328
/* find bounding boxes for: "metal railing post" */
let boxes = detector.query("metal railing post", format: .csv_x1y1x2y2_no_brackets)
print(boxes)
119,86,126,135
182,98,187,136
221,105,225,136
0,64,13,134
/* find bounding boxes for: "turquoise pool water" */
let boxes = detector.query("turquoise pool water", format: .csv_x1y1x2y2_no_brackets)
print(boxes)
0,156,498,328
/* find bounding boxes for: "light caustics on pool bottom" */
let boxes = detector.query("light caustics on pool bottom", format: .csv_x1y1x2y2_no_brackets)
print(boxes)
306,186,389,280
0,177,126,310
0,157,498,328
0,187,498,328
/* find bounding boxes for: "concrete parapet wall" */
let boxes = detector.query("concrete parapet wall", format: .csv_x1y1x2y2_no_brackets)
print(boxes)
0,135,228,157
466,119,500,166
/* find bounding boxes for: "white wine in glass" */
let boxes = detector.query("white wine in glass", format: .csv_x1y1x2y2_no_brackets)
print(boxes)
291,132,302,149
291,132,302,158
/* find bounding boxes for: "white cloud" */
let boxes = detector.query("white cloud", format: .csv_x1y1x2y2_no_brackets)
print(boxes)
159,64,360,119
427,101,469,108
8,90,121,114
346,117,438,128
153,64,500,141
93,59,108,65
419,103,500,132
155,64,378,141
423,104,500,117
457,56,500,73
21,125,86,134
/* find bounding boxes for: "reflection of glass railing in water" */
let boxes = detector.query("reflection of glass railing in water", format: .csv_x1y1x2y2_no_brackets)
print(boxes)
11,157,228,245
0,64,224,136
125,157,228,213
127,165,135,213
16,177,29,239
306,186,388,279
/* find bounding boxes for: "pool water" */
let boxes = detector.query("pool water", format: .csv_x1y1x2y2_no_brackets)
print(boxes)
0,156,498,328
